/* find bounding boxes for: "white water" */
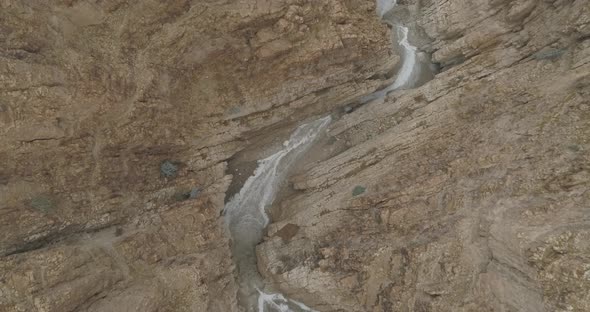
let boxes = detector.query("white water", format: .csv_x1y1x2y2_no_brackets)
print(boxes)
257,290,315,312
361,3,419,103
225,1,420,311
390,25,417,90
376,0,397,18
224,116,331,311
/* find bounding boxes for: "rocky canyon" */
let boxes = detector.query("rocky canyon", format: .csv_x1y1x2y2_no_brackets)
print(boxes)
1,0,589,311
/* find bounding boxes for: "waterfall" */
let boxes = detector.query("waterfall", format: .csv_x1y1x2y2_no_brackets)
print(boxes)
224,116,331,311
359,7,419,104
225,1,422,311
376,0,397,18
390,25,417,90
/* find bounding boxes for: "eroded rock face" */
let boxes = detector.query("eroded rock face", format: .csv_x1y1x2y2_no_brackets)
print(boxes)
258,0,590,311
0,1,391,311
3,0,589,311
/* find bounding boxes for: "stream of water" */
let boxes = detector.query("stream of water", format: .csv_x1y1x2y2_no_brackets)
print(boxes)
376,0,397,18
359,24,418,103
224,1,420,311
224,117,331,311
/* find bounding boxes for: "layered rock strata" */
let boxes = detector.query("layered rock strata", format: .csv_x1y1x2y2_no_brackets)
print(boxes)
258,0,590,311
0,1,392,311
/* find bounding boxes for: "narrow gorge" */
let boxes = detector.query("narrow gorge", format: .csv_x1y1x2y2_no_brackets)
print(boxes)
1,1,589,312
225,2,428,310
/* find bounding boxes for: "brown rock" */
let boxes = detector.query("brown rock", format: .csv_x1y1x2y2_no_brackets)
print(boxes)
258,0,590,311
0,0,390,310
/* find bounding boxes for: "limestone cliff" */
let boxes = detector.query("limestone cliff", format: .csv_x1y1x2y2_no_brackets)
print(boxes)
1,0,589,311
258,0,590,311
0,1,390,311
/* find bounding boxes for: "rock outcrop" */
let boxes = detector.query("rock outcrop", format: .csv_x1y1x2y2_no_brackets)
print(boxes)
258,0,590,311
0,1,391,311
2,0,589,311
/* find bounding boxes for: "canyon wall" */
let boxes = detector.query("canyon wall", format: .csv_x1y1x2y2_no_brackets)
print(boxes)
0,1,391,311
258,0,590,311
1,0,589,311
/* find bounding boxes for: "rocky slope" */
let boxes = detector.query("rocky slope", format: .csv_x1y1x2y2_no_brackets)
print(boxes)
1,0,589,311
258,0,590,311
0,1,391,311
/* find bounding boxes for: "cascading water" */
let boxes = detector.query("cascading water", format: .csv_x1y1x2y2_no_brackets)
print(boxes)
390,25,417,90
376,0,397,18
224,116,331,311
224,1,422,311
360,24,418,103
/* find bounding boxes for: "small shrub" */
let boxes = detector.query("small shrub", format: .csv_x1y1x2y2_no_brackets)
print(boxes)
160,160,178,178
173,190,191,202
533,48,565,60
352,185,366,197
189,187,201,199
29,195,55,213
173,187,201,202
567,145,581,152
227,106,241,115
